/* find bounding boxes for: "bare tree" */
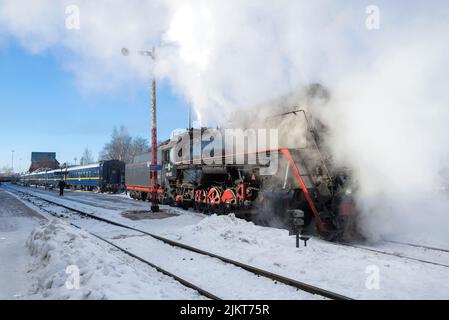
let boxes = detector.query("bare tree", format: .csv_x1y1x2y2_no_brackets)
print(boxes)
80,147,94,165
130,137,150,160
0,166,14,176
99,126,131,162
100,126,150,163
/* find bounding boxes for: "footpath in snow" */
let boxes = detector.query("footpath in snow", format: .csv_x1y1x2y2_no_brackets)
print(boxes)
0,189,43,299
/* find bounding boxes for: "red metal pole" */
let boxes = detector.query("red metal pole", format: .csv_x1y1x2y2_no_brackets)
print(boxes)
151,77,159,212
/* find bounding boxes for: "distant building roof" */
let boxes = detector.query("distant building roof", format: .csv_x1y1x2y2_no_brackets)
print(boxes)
31,152,56,162
30,152,59,172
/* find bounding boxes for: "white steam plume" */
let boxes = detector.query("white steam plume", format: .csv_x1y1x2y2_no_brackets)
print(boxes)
1,0,449,244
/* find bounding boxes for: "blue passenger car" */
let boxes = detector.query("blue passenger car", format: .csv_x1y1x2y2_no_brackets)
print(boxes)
20,160,125,193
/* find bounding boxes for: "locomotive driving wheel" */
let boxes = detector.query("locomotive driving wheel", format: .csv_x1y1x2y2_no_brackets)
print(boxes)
207,187,222,214
221,188,237,215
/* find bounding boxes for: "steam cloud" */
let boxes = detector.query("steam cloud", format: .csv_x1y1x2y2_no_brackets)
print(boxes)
1,0,449,245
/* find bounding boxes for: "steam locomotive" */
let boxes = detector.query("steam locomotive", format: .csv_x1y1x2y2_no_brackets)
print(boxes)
126,105,356,240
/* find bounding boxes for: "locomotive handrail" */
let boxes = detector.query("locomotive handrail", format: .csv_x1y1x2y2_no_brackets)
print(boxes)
279,148,325,233
275,108,334,188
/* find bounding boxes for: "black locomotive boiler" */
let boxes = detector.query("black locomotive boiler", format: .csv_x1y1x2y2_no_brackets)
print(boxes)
126,109,356,241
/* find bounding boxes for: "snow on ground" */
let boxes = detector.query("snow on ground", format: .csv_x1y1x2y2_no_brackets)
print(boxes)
79,220,324,300
9,185,204,232
1,186,205,300
353,240,449,267
160,214,449,299
6,186,324,300
7,184,449,299
25,218,204,299
15,185,153,212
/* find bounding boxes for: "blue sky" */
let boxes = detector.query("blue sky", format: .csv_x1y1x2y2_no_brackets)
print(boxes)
0,41,190,173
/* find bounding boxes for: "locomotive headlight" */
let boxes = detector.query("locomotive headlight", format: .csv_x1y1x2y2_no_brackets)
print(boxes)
345,188,352,195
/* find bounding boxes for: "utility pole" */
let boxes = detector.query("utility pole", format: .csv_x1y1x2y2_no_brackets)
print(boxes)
122,47,159,212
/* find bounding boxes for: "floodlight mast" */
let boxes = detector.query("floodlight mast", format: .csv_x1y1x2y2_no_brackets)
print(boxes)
122,47,159,212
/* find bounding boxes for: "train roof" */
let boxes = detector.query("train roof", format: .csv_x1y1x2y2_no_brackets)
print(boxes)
65,163,100,172
22,160,127,177
23,163,100,176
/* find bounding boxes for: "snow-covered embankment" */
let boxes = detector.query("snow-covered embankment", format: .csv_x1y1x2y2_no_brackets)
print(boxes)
25,219,202,299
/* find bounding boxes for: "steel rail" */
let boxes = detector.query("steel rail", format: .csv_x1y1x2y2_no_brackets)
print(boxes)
69,224,221,300
3,185,220,300
384,240,449,254
335,241,449,269
4,184,352,300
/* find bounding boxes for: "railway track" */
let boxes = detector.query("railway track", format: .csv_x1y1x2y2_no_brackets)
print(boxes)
384,240,449,254
5,186,219,300
72,225,221,300
3,184,351,300
335,241,449,269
